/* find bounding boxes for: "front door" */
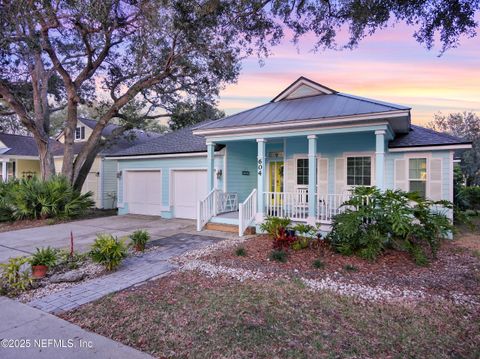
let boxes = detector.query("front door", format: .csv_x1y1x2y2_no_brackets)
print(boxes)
269,161,284,193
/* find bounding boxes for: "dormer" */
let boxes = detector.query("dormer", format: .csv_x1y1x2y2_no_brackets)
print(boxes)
271,76,337,102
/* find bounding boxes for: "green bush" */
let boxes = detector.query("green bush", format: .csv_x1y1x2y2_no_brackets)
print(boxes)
312,259,324,269
0,257,32,293
259,216,292,238
90,234,127,271
0,176,94,222
327,186,453,265
457,186,480,211
30,247,58,267
129,230,150,251
269,249,288,263
235,247,247,256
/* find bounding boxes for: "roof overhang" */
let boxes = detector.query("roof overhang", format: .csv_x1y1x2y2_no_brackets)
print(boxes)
388,143,472,152
106,148,225,160
193,110,410,137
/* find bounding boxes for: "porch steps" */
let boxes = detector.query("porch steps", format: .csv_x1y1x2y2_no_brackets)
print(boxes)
204,222,256,235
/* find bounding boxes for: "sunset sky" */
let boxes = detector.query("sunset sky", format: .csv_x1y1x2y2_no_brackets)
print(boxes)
217,22,480,126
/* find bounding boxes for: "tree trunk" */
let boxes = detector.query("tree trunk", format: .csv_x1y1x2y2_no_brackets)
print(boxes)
35,136,56,180
61,97,79,183
73,144,102,191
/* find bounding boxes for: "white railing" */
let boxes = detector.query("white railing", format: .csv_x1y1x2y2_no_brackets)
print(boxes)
216,191,239,214
197,189,217,231
317,193,352,222
264,191,310,221
239,189,257,236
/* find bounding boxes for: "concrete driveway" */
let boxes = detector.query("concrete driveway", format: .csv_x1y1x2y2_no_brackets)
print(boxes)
0,215,196,263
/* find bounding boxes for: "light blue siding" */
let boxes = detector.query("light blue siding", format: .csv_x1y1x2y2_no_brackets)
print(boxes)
225,141,257,202
102,159,118,209
116,154,224,216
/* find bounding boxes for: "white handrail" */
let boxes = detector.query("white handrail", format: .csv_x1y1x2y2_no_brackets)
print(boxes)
197,189,217,231
239,189,257,236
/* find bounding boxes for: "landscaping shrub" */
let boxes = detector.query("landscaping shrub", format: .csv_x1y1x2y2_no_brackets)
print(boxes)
30,247,58,268
327,186,453,265
129,230,150,251
457,186,480,211
0,257,32,294
0,176,94,222
235,247,247,256
312,259,324,269
90,234,127,271
259,216,292,238
292,223,316,250
269,249,288,263
343,264,358,272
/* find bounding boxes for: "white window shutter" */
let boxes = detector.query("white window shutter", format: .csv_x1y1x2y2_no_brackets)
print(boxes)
317,158,329,197
429,158,443,200
335,157,346,194
394,159,407,191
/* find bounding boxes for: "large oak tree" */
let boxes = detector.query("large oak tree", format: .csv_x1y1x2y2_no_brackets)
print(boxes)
0,0,478,189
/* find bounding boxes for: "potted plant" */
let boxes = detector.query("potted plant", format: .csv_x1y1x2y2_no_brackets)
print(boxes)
129,230,150,252
30,247,58,278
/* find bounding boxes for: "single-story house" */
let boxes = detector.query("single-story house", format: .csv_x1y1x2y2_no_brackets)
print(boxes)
105,77,472,236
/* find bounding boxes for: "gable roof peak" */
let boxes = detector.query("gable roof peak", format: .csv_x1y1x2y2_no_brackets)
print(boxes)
271,76,337,102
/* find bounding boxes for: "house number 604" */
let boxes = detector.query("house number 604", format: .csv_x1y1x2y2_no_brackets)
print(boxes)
257,159,263,175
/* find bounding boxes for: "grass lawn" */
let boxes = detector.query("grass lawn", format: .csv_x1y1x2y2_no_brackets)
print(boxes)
63,270,479,359
62,218,480,358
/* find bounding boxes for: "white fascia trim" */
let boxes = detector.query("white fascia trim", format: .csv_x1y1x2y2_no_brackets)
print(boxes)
389,144,472,152
106,151,224,161
193,111,408,136
274,80,334,102
1,155,38,160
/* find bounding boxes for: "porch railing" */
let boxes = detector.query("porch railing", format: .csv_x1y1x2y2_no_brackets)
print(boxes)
264,191,354,223
216,191,239,214
197,189,216,231
239,189,256,236
197,190,239,231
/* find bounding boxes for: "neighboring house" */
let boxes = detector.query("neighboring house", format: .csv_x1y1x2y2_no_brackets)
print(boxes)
0,118,160,209
0,133,62,181
105,77,471,236
54,118,161,208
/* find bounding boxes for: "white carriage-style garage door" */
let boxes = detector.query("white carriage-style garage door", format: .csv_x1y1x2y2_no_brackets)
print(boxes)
172,170,208,219
126,170,162,216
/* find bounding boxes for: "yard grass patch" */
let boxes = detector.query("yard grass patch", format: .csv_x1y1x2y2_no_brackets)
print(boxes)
62,271,479,359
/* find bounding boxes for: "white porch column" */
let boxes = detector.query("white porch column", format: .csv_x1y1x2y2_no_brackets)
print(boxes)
375,130,386,191
1,159,7,182
207,142,215,191
256,139,266,222
307,135,317,225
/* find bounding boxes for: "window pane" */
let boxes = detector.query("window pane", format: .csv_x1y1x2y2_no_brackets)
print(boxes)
409,180,426,198
409,158,427,180
347,156,371,186
297,159,309,185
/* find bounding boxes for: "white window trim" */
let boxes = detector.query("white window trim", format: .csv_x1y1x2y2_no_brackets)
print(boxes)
293,155,309,191
405,152,431,198
343,151,375,189
75,126,85,140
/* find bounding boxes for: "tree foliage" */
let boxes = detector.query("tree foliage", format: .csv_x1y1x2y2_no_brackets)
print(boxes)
0,0,478,188
427,111,480,185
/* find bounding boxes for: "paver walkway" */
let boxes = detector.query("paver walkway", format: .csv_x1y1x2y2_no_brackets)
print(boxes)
28,233,225,313
0,296,152,359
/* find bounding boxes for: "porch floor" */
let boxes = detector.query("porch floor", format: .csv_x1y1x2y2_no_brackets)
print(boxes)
216,211,239,219
210,211,239,226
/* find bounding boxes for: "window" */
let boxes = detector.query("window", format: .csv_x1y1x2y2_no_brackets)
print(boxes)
409,158,427,198
296,158,309,185
347,156,371,186
75,126,85,140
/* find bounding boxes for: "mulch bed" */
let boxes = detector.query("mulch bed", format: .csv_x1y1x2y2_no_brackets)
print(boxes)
0,209,117,233
202,235,480,299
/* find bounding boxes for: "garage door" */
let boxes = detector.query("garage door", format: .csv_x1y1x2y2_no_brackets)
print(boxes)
172,170,208,219
126,170,162,216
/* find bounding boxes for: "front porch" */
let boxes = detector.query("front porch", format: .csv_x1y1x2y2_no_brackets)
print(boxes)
196,123,391,236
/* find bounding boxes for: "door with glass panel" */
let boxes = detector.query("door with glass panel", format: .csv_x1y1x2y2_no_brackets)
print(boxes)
268,161,284,214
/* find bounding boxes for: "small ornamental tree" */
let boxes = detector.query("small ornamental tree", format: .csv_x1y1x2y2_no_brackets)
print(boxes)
327,186,453,265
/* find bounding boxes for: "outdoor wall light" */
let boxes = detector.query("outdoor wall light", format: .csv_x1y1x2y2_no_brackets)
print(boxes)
116,171,122,179
216,169,223,179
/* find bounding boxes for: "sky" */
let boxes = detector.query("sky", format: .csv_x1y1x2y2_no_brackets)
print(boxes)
217,22,480,126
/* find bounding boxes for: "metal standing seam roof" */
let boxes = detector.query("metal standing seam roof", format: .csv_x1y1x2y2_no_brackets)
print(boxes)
195,92,411,131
